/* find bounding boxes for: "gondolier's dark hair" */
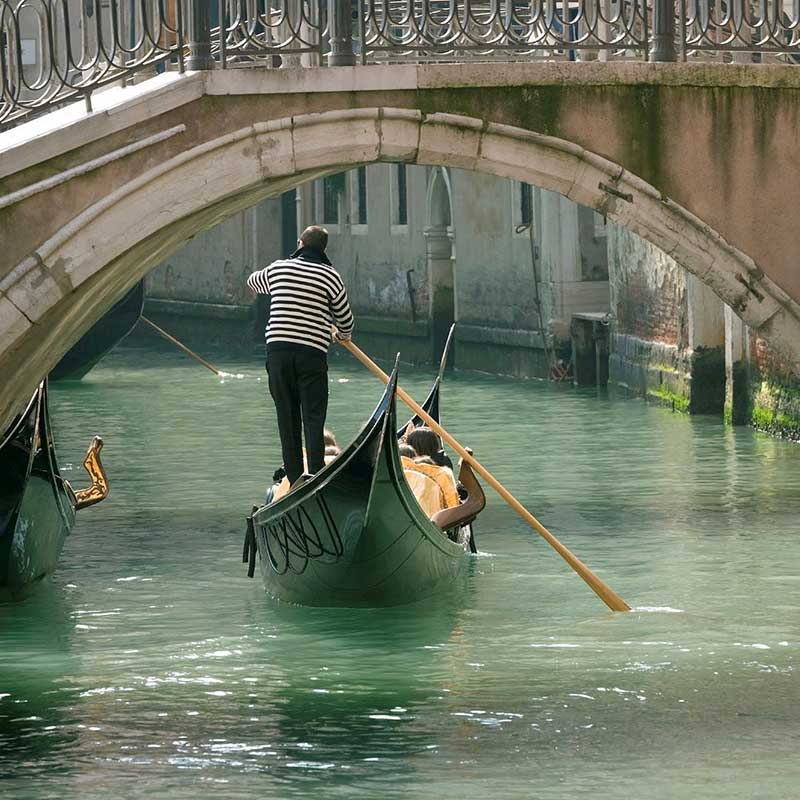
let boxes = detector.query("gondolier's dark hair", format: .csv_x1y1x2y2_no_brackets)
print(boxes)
300,225,329,253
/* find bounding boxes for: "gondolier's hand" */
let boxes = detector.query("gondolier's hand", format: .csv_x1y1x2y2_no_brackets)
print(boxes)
331,326,351,343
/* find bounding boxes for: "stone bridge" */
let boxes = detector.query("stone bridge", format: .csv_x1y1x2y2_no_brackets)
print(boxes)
1,61,800,429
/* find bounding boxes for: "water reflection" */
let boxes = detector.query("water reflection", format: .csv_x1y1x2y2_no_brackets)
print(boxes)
0,583,81,779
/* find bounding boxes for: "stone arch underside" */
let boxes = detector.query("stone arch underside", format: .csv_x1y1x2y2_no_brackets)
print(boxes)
1,105,798,430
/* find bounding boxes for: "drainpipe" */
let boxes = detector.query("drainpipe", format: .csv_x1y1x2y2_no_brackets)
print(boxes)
517,223,555,375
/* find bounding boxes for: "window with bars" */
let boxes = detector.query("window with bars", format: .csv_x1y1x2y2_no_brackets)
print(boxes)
352,166,368,228
322,175,341,225
520,182,533,227
392,163,409,229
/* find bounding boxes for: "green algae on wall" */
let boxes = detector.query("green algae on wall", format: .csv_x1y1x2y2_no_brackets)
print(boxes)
647,385,690,414
751,375,800,440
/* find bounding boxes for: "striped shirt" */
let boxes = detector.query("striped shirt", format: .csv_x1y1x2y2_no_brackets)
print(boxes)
246,249,354,354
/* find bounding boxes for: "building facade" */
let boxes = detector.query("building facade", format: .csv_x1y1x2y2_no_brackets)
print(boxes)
144,165,800,437
146,165,611,378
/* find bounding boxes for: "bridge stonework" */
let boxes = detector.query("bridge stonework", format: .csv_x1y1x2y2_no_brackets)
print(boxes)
1,62,799,429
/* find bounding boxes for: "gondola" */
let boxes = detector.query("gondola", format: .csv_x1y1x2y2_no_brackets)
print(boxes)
243,351,485,608
51,279,145,380
0,380,109,598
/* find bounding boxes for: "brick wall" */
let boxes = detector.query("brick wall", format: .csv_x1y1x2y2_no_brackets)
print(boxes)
748,331,800,438
608,223,687,346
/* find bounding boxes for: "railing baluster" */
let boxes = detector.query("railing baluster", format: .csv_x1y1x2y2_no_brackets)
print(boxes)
187,0,213,69
328,0,356,65
651,0,676,60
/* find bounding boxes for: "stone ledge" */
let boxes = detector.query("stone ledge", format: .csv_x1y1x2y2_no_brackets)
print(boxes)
145,297,253,321
355,315,429,338
456,323,546,350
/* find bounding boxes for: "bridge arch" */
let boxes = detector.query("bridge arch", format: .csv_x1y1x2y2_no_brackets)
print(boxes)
2,104,799,428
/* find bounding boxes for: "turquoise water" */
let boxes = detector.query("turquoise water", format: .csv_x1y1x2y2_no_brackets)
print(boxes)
1,345,798,798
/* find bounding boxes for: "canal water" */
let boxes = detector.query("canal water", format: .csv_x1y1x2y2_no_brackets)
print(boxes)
1,345,798,798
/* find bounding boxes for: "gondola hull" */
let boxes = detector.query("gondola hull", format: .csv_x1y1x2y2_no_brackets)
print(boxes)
0,383,78,599
250,367,471,608
51,280,145,380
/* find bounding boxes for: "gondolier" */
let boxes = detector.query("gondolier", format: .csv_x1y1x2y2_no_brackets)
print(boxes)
246,225,354,485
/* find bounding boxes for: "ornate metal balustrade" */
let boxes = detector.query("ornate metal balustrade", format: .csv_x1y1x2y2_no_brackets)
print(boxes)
2,0,799,131
680,0,800,61
360,0,650,60
0,0,183,127
217,0,326,67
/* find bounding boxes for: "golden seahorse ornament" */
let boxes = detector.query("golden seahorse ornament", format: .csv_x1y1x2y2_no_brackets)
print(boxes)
73,436,109,510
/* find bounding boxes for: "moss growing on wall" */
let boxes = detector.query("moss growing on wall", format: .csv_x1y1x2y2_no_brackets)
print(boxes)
750,375,800,440
647,386,690,414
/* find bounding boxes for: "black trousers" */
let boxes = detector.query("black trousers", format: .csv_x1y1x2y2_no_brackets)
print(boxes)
266,347,328,484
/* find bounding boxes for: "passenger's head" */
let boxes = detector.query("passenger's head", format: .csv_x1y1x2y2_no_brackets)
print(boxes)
324,445,341,458
398,443,417,459
404,426,440,459
299,225,329,253
414,455,436,466
323,429,337,448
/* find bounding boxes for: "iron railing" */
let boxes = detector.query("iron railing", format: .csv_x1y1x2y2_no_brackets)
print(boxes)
0,0,184,127
360,0,650,60
217,0,326,68
680,0,800,60
3,0,800,131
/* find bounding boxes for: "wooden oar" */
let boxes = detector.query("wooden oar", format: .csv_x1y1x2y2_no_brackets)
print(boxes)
140,316,222,376
341,339,631,613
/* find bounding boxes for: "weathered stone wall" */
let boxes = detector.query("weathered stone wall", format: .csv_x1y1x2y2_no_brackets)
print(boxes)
608,222,686,347
748,332,800,439
307,167,610,375
323,165,429,321
608,223,725,414
140,198,283,350
608,222,688,407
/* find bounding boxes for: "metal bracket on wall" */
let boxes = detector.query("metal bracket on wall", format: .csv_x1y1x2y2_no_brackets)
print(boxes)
599,182,633,204
735,273,765,303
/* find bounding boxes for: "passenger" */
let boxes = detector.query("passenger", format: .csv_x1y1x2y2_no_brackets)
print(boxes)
324,429,337,449
399,431,459,516
324,444,340,465
403,425,454,470
398,443,417,459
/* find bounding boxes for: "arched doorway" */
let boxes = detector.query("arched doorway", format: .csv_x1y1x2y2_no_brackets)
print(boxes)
425,167,456,367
